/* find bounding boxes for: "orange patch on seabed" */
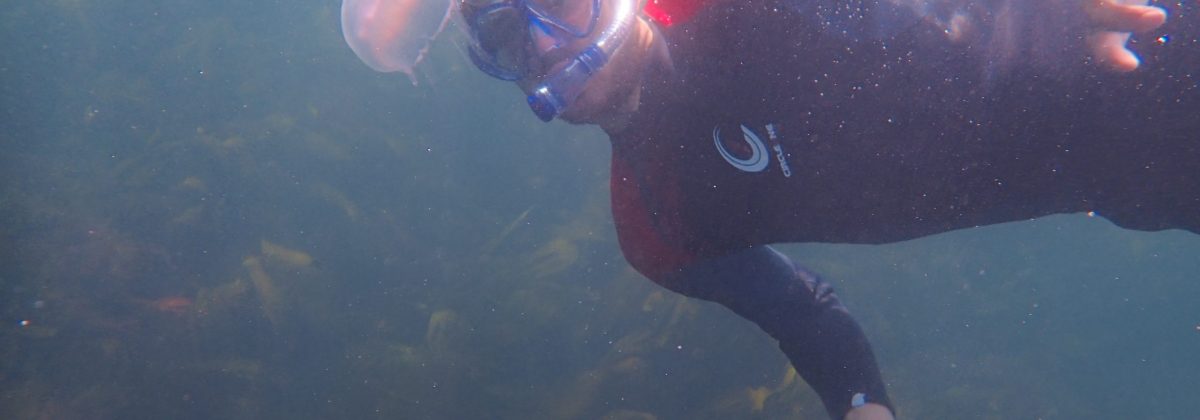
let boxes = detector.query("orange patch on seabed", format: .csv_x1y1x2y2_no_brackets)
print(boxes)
149,296,194,315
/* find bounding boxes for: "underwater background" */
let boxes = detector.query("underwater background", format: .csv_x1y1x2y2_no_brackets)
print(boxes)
2,0,1198,418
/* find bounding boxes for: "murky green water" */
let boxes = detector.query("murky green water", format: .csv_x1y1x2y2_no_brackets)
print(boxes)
2,1,1197,419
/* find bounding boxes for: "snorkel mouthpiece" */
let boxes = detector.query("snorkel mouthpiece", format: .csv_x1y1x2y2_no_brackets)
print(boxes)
527,45,609,121
525,0,635,121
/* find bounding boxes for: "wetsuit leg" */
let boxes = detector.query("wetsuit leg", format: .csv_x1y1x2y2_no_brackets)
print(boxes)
657,245,893,420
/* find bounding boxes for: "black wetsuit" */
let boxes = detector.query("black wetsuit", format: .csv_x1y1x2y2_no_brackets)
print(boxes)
607,0,1199,418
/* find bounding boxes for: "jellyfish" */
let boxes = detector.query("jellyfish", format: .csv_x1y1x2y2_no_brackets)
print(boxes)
341,0,455,83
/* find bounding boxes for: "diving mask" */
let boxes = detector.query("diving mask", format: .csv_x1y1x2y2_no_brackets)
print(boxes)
461,0,638,121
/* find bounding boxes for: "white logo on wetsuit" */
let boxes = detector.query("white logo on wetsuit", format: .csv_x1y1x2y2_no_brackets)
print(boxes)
713,124,769,172
713,123,792,177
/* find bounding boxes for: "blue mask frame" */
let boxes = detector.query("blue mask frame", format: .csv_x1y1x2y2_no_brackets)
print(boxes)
465,0,638,121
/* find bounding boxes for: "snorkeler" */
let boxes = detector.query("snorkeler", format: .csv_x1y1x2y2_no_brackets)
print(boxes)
345,0,1194,417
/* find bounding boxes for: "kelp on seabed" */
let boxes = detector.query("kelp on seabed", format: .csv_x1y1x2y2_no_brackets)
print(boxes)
0,1,832,418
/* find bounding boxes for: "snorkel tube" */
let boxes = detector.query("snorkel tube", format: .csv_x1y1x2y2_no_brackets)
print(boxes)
526,0,637,121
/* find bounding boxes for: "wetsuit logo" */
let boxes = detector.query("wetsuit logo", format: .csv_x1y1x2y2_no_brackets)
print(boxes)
713,124,769,172
713,123,792,177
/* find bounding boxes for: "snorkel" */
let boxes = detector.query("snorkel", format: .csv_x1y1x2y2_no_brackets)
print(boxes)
526,0,637,121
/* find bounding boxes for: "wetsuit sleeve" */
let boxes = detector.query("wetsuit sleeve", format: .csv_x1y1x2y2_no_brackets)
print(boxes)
931,0,1094,73
655,246,893,420
784,0,1092,73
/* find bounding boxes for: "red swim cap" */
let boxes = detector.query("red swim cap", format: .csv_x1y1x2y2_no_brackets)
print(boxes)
643,0,707,27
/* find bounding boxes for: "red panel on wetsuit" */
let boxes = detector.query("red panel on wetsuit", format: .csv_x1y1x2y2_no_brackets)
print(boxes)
644,0,710,27
609,150,700,280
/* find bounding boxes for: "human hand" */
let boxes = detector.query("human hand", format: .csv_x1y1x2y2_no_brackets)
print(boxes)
844,402,894,420
1085,0,1167,72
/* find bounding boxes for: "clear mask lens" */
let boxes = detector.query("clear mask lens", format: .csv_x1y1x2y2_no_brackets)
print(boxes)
464,0,599,79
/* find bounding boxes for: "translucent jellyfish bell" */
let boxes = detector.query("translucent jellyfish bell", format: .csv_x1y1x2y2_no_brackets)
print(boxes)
341,0,455,83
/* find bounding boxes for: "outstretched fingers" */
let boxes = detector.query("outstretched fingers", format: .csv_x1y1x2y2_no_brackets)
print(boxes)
1087,0,1167,33
1084,0,1168,72
1089,31,1140,72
